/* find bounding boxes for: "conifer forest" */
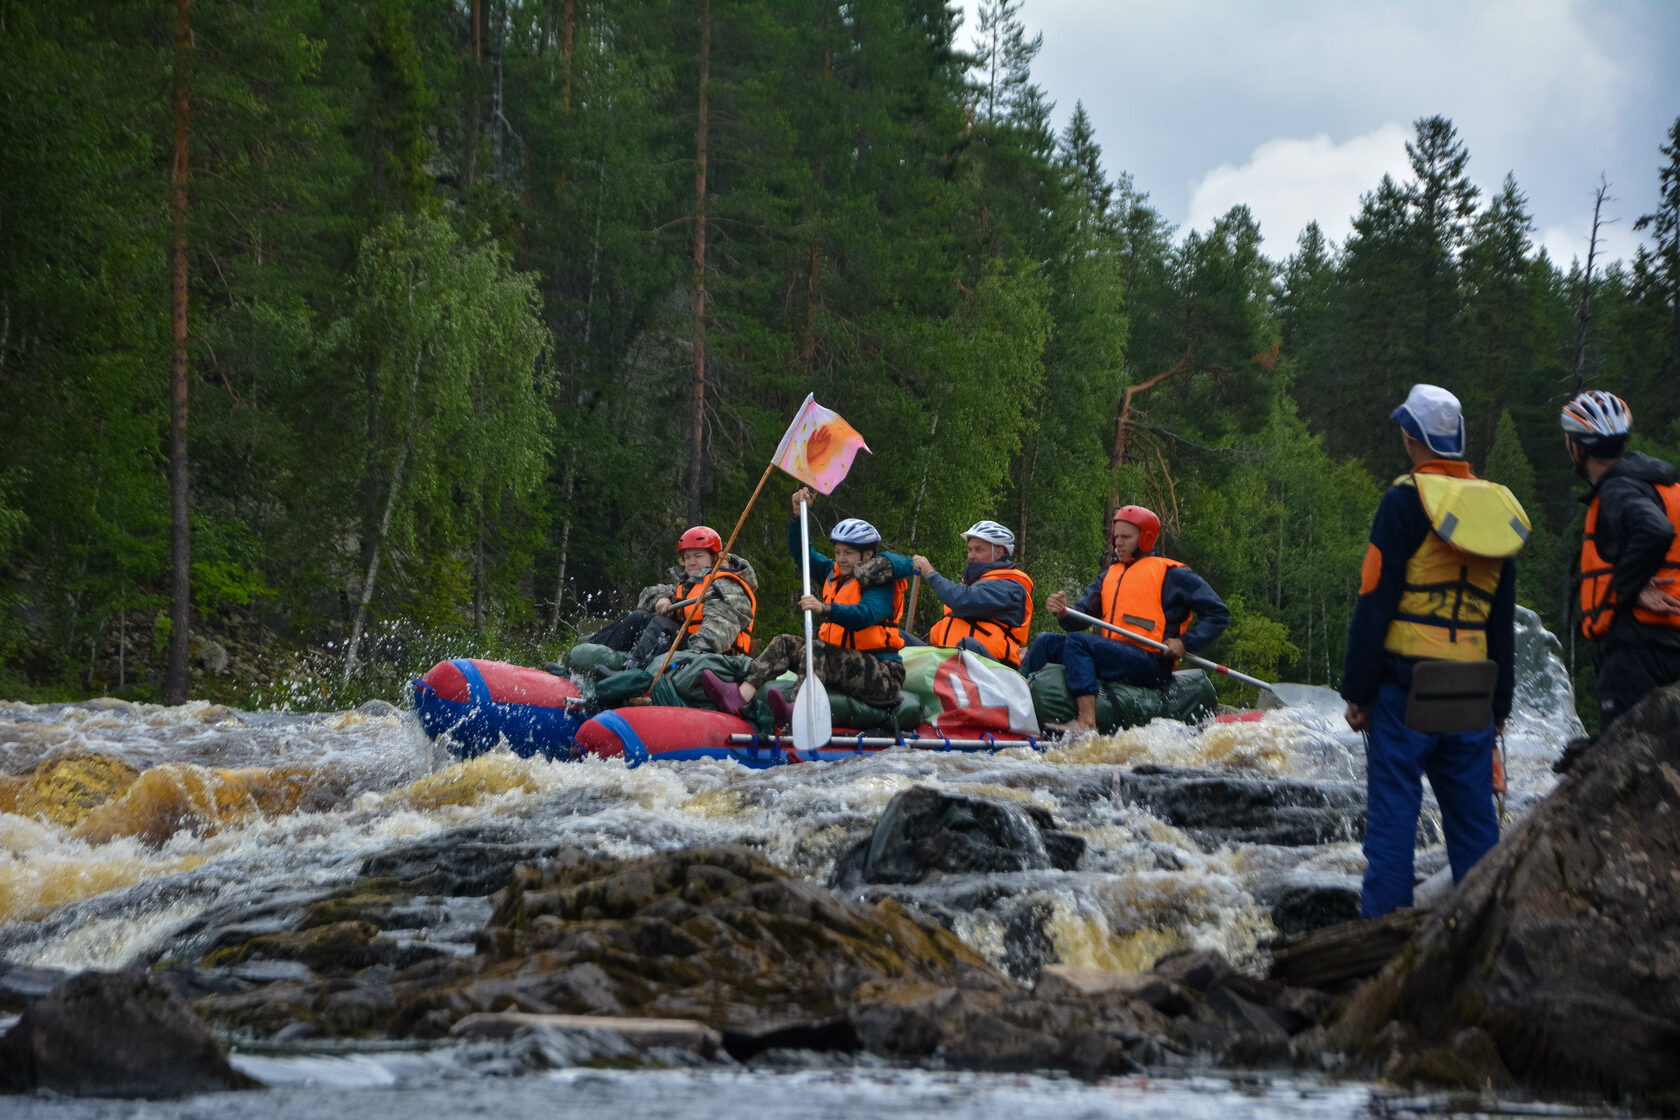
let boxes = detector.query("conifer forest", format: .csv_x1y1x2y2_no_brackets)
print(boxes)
2,0,1678,724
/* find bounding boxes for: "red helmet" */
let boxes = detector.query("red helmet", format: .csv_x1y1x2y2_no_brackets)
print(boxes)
1112,505,1160,553
677,526,723,555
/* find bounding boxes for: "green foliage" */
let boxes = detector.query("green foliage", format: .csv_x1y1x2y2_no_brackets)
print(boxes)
1212,594,1299,704
2,8,1676,717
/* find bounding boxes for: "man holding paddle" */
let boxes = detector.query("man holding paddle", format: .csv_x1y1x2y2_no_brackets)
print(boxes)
1341,384,1524,919
1021,504,1230,735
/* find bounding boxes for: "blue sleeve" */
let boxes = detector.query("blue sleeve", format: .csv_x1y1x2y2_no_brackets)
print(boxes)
1340,485,1431,706
1162,567,1230,651
825,583,895,630
787,520,834,587
926,570,1028,625
879,550,915,580
1060,575,1108,632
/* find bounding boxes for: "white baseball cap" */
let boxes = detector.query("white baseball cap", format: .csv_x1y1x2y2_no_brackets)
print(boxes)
1391,384,1464,458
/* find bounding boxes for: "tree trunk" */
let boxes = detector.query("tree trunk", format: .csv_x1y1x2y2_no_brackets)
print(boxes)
345,352,423,685
687,1,711,526
1571,177,1610,395
491,0,505,185
561,0,574,111
166,0,193,706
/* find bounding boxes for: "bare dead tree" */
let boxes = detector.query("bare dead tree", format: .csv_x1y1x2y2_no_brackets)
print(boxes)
1571,176,1615,396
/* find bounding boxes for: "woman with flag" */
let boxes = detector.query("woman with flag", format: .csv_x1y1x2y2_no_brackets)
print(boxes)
701,485,913,728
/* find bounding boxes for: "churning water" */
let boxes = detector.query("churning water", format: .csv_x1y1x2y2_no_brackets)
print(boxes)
1,608,1623,1117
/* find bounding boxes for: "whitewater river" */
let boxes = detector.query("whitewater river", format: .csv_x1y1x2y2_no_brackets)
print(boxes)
0,610,1638,1117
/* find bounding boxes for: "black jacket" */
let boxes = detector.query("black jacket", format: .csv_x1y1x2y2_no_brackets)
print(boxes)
1583,450,1680,650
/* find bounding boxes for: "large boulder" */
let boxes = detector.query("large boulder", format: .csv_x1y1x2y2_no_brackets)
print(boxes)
1327,684,1680,1110
0,970,253,1098
828,787,1085,888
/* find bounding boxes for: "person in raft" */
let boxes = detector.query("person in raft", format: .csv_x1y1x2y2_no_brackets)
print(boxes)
1340,384,1519,919
702,486,913,729
583,526,759,668
1020,504,1230,735
910,520,1034,668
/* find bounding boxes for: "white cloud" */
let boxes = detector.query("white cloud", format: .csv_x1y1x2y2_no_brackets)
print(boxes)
1184,125,1412,255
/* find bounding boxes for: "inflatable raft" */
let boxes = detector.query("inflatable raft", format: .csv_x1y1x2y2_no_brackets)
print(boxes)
410,647,1221,767
411,658,586,761
571,705,1044,768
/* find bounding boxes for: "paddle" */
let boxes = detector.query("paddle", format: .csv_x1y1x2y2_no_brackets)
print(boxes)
1061,607,1277,692
901,572,921,633
792,496,832,751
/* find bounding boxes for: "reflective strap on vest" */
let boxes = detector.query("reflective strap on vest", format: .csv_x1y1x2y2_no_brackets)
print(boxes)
1383,532,1501,662
1097,556,1188,659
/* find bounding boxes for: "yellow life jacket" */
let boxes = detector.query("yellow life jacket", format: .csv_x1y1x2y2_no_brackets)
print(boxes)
1579,482,1680,640
1382,467,1520,662
1097,555,1188,663
817,570,907,653
927,567,1035,667
676,568,757,656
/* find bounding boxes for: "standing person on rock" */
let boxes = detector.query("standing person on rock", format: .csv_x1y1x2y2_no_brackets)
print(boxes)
583,527,759,668
1341,384,1524,919
1560,390,1680,740
1020,504,1230,735
911,520,1034,668
701,487,913,729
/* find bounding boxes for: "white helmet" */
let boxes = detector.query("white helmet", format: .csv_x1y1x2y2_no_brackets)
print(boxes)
961,519,1015,557
830,518,881,547
1560,391,1632,447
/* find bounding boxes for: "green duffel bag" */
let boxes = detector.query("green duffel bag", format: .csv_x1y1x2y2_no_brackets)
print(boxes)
591,668,653,708
1026,663,1214,733
1028,663,1129,732
1160,669,1218,724
649,652,756,709
566,643,628,674
768,679,923,733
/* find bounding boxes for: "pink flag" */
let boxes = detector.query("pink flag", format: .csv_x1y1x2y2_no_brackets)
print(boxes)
771,393,870,494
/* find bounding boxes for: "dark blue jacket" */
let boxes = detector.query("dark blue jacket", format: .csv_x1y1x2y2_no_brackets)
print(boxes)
923,560,1030,627
1060,556,1231,653
1340,472,1516,720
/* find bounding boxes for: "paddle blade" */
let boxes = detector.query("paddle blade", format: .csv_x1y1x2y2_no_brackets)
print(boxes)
791,675,833,752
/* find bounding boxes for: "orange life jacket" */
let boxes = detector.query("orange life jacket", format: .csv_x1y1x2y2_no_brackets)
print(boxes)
818,570,906,653
1579,482,1680,640
928,567,1035,667
1097,555,1188,662
676,568,757,656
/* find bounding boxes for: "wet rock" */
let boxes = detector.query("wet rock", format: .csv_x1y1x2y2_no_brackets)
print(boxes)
203,919,396,974
0,970,253,1098
356,699,397,717
828,787,1084,888
359,826,569,896
1121,766,1370,848
1329,684,1680,1109
0,963,71,1014
1267,882,1362,938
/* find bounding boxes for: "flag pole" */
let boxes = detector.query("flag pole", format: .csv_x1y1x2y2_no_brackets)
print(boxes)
645,460,777,695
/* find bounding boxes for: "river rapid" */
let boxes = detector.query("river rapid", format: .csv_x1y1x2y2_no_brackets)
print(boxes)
0,609,1638,1118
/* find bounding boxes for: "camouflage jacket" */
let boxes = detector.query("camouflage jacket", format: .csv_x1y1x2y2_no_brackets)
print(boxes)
636,554,760,654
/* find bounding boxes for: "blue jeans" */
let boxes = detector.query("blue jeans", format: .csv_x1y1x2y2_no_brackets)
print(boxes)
1021,632,1168,696
1360,682,1499,918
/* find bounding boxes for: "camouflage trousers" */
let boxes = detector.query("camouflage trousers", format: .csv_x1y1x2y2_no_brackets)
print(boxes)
744,634,906,706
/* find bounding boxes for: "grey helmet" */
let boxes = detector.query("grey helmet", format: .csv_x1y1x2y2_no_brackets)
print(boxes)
961,519,1015,557
830,518,882,547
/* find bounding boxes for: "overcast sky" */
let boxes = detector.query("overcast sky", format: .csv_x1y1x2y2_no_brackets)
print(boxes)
956,0,1680,268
